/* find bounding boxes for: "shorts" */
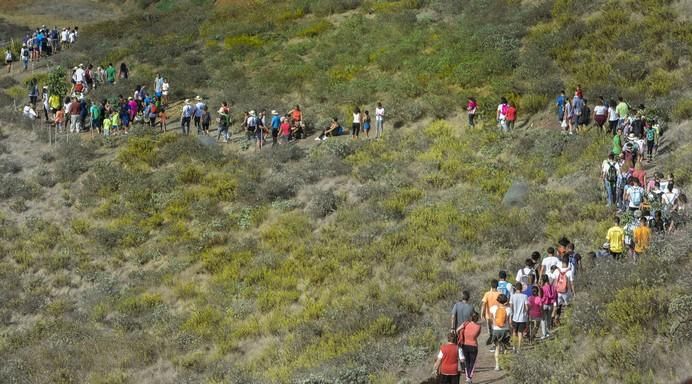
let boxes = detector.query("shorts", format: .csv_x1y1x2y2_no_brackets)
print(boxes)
254,129,263,140
512,322,527,332
491,329,509,344
557,292,571,305
595,115,606,126
155,91,162,98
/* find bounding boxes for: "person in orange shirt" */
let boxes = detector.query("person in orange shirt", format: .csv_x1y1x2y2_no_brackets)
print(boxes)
633,217,651,262
480,279,500,346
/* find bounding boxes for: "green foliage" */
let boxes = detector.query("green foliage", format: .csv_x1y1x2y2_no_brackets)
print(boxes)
671,98,692,121
46,66,70,99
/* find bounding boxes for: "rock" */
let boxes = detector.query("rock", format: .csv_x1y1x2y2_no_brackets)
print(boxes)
197,135,216,147
502,181,529,207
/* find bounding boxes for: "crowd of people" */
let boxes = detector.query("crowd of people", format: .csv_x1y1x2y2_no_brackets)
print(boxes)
4,25,80,73
432,87,686,384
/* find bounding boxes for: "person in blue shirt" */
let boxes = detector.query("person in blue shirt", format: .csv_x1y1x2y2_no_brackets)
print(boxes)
556,90,566,123
270,110,281,146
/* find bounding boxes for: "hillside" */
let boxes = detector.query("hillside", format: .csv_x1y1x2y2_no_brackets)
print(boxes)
1,1,691,383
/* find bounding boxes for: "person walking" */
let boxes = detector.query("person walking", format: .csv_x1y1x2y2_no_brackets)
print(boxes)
466,97,477,128
216,102,230,142
480,280,500,346
539,274,556,339
181,99,193,136
506,102,517,131
5,48,13,73
551,257,574,326
555,90,565,123
432,330,460,384
351,106,362,139
606,216,625,260
270,110,281,146
509,282,528,352
602,153,620,207
451,291,474,331
489,294,511,371
496,97,509,133
375,102,385,138
456,312,481,384
527,286,542,344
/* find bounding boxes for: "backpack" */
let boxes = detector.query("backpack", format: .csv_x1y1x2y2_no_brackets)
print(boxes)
519,267,535,287
497,280,510,297
606,162,618,183
555,269,569,293
150,103,158,114
494,306,507,328
501,103,509,116
22,49,29,58
646,128,655,141
630,187,643,207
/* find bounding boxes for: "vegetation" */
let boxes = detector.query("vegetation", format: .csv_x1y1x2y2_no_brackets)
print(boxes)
0,0,690,383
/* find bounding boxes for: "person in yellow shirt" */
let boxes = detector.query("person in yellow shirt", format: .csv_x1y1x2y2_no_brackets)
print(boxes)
606,216,625,260
633,217,651,262
480,279,501,346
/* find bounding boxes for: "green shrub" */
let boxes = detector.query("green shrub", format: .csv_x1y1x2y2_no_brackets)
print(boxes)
671,98,692,121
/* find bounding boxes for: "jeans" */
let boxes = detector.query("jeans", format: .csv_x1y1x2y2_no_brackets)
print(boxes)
461,345,478,380
70,114,80,132
375,119,383,138
181,116,191,135
468,113,475,127
647,140,655,158
217,125,229,141
604,179,616,206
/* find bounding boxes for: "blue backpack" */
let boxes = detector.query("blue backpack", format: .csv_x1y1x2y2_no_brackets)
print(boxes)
497,280,511,297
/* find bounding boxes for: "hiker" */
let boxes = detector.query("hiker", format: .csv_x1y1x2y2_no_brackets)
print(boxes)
565,243,582,277
593,97,608,133
318,117,344,141
616,96,629,127
270,110,281,146
530,251,541,277
41,86,50,121
351,106,362,139
362,110,371,138
246,110,258,141
539,274,556,339
602,153,620,207
432,329,460,383
102,113,111,137
509,282,528,353
457,312,481,384
279,116,291,144
516,258,536,289
181,99,193,136
624,177,645,212
90,100,102,133
290,105,302,127
68,97,81,133
161,78,170,105
561,95,572,134
467,97,477,128
633,216,651,261
489,294,511,371
451,291,474,330
94,65,105,87
217,102,230,142
551,257,574,326
539,247,560,277
496,97,509,133
145,99,158,128
154,73,164,99
20,44,29,71
668,194,687,232
645,123,657,161
5,48,13,73
252,111,264,150
572,93,584,132
28,79,39,108
118,62,129,79
607,99,619,135
375,102,385,138
22,104,38,119
577,98,590,132
527,286,542,343
506,103,517,131
106,63,116,84
201,105,211,136
480,279,500,346
555,90,566,123
193,96,205,134
606,216,625,259
497,271,513,299
127,97,138,127
54,106,65,133
612,127,623,156
632,159,647,188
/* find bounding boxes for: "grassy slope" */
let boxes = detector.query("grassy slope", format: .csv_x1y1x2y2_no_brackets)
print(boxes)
0,0,691,383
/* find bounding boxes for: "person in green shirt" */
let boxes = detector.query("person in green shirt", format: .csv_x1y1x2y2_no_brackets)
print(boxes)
615,96,628,126
89,102,101,134
612,127,623,156
106,63,116,84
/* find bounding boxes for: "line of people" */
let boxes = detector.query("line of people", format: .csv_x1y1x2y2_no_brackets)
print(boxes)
4,25,79,73
436,238,580,384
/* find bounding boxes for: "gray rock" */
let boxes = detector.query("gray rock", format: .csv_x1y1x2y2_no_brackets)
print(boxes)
502,181,529,207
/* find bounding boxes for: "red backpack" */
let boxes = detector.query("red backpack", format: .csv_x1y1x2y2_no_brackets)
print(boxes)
556,269,569,293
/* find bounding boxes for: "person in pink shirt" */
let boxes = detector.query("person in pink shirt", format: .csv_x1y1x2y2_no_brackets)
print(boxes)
279,116,291,144
527,286,543,343
466,97,477,128
540,274,556,339
128,97,138,124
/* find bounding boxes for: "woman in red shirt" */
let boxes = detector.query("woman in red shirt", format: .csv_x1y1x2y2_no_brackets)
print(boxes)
433,330,460,383
506,103,517,131
457,312,481,383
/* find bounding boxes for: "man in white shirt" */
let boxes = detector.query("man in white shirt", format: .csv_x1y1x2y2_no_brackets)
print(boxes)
375,102,385,139
539,247,560,277
73,64,85,84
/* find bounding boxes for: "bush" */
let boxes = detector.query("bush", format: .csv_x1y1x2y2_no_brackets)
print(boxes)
55,140,97,183
671,98,692,121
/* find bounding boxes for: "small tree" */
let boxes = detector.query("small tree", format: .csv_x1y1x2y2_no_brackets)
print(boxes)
46,66,69,100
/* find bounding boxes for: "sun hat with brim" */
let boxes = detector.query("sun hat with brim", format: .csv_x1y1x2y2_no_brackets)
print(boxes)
602,243,610,249
271,110,278,115
184,99,191,104
195,95,202,101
